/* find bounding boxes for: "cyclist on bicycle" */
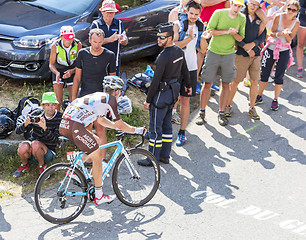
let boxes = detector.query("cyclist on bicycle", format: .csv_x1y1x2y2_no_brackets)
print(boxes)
59,76,146,205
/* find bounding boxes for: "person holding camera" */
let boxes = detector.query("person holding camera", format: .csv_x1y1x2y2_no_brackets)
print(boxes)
13,92,62,178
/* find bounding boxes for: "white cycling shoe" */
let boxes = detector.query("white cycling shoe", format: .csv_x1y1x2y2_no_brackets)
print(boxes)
94,194,116,205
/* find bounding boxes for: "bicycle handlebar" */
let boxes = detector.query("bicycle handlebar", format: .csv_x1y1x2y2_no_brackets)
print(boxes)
115,131,145,148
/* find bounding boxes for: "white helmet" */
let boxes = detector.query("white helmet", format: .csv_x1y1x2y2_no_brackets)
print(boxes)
103,76,124,91
117,96,132,114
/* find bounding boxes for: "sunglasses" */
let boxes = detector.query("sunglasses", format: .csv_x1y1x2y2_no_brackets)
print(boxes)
249,2,260,7
287,7,298,12
157,35,169,40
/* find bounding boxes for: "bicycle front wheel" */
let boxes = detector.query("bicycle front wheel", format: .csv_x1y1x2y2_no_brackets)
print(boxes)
34,163,88,224
112,148,160,207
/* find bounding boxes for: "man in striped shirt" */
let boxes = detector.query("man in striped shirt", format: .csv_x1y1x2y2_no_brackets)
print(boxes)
13,92,62,177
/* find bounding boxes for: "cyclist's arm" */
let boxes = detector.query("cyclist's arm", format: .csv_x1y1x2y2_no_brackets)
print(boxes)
97,117,142,134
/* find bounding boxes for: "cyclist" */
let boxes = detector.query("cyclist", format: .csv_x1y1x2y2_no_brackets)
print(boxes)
59,76,146,205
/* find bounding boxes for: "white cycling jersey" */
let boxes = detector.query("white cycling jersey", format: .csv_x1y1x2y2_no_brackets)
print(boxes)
63,92,120,127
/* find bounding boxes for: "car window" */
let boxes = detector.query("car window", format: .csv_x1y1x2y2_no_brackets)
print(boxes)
19,0,97,15
116,0,151,11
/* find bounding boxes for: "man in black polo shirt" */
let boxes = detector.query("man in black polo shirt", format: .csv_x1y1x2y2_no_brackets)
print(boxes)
225,0,266,120
90,0,128,76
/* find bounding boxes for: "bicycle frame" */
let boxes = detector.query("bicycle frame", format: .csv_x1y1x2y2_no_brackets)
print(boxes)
59,139,140,197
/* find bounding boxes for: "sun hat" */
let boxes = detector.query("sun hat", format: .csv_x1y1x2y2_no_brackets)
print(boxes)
99,0,118,12
232,0,245,6
41,92,59,104
60,26,75,40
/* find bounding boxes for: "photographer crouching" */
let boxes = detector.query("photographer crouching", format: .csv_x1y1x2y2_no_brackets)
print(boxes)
13,92,62,178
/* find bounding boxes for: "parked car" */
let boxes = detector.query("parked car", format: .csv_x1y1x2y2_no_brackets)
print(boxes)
0,0,179,80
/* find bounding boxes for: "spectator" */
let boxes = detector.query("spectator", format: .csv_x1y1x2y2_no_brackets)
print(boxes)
71,28,116,162
256,0,300,110
49,26,82,111
168,0,202,22
90,0,128,76
13,92,62,177
173,1,207,146
137,22,191,166
196,0,246,126
296,0,306,77
225,0,267,120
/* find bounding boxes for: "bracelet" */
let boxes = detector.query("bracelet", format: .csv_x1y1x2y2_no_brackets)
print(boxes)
276,32,279,38
247,49,251,53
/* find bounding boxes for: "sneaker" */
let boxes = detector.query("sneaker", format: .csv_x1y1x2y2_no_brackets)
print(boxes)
195,111,206,125
137,158,153,167
248,108,260,120
243,78,251,87
13,163,30,178
297,69,303,78
271,99,279,111
211,83,219,91
196,82,201,95
38,164,47,174
218,113,228,126
94,194,116,205
176,134,186,146
224,105,232,117
255,95,263,105
171,111,181,125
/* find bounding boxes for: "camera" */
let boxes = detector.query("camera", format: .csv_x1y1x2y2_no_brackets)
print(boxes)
30,116,40,123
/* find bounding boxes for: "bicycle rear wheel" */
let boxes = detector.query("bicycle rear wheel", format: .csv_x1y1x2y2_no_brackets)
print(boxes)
112,148,160,207
34,163,88,224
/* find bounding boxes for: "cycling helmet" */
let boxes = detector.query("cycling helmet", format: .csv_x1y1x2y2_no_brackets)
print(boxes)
0,107,13,119
117,96,132,114
103,76,124,91
16,115,26,128
0,115,15,139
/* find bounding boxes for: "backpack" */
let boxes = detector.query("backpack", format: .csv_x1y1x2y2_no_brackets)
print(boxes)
12,96,41,121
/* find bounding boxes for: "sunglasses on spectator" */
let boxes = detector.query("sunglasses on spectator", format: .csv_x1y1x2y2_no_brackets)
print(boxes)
249,2,260,7
157,35,169,40
287,7,298,12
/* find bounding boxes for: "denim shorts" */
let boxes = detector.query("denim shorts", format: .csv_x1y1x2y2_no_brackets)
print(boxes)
29,147,56,164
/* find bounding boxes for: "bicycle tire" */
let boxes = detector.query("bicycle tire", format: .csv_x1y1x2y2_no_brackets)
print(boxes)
34,163,88,224
112,148,160,207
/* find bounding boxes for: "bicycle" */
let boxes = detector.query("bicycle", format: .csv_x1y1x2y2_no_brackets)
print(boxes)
34,132,160,224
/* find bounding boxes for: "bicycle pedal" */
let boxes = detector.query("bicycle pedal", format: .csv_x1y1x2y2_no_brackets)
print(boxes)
87,186,95,202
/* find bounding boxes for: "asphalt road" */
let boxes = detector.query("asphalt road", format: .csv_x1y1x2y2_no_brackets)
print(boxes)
0,55,306,240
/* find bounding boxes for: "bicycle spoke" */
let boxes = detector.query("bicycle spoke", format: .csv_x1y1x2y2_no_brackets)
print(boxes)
112,149,160,207
35,164,87,224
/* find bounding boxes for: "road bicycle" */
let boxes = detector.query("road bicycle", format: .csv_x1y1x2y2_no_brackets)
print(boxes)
34,132,160,224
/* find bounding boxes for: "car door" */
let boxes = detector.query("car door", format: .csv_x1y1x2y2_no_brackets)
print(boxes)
142,0,179,46
116,1,150,59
